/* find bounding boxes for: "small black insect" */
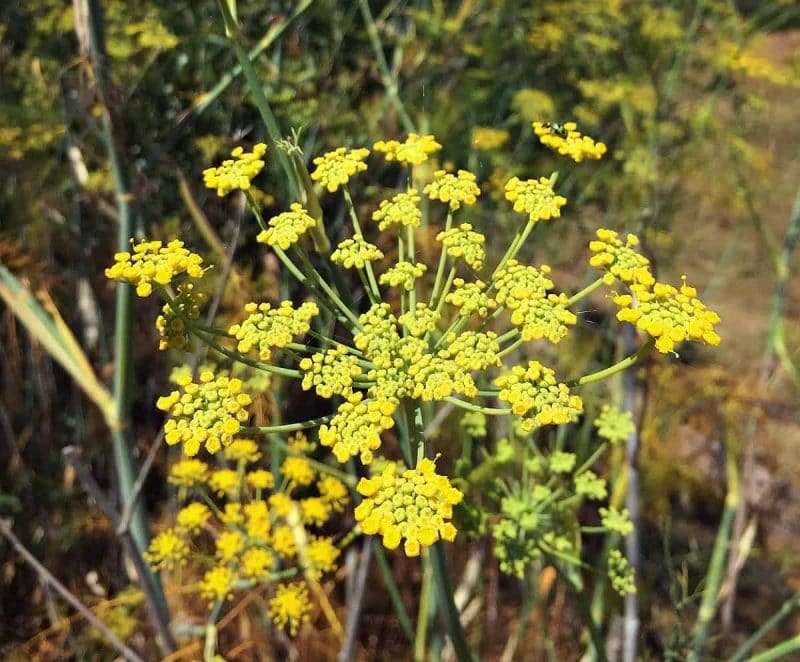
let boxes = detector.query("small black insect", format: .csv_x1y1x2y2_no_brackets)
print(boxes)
543,122,569,138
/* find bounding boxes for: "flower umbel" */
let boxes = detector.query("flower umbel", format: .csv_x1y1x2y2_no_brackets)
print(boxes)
533,122,607,162
105,239,205,297
424,170,481,210
311,146,369,192
202,143,267,196
504,176,567,224
157,370,252,456
256,203,317,250
354,458,463,557
373,133,442,166
269,582,312,636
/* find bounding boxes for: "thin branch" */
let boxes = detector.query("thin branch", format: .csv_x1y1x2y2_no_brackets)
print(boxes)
0,518,145,662
337,538,372,662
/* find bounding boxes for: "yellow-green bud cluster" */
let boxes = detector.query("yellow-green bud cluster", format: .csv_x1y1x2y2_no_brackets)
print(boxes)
311,146,370,192
398,303,441,337
372,189,422,229
594,404,635,444
228,300,319,362
445,278,496,317
424,169,481,210
373,133,441,166
318,392,397,464
202,143,267,196
460,411,488,438
614,278,721,354
331,235,384,269
299,346,363,398
589,228,654,286
379,260,427,291
156,370,252,456
436,223,486,270
495,360,583,432
105,239,205,297
533,122,607,162
155,282,206,351
504,176,567,223
354,458,463,557
256,203,317,250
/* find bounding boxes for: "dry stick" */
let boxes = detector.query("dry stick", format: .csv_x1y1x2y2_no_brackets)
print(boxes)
337,538,373,662
62,446,176,654
0,518,145,662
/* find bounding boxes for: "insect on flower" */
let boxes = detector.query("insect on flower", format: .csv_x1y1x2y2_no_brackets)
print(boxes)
542,122,569,138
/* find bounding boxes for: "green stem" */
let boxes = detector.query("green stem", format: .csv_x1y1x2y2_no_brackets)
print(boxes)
343,186,382,301
293,247,362,329
373,544,415,643
567,277,606,307
747,635,800,662
356,0,416,132
429,211,453,305
430,542,474,662
730,593,800,662
569,338,654,387
444,397,511,416
216,0,298,198
266,433,356,486
415,551,434,662
689,429,740,661
240,415,333,435
434,267,457,315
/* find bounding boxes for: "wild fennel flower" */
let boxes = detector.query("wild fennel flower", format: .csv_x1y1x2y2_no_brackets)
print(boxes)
445,278,497,317
241,547,274,579
199,565,236,604
398,303,441,337
424,169,481,210
223,438,262,464
589,228,654,286
372,189,422,229
246,469,275,490
269,582,312,636
574,471,607,500
202,143,267,196
228,300,319,362
311,146,370,192
495,360,583,431
436,223,486,270
281,456,316,490
379,260,427,291
533,121,607,162
354,458,463,557
318,392,396,464
373,133,441,165
144,529,189,570
256,203,317,250
471,126,509,150
105,239,205,297
299,346,363,398
600,507,634,536
215,530,246,562
208,469,241,498
305,536,341,580
331,236,384,269
300,497,331,527
504,176,567,223
614,278,721,354
168,459,210,487
157,371,252,456
594,404,635,444
176,502,212,534
608,549,636,595
155,282,205,350
317,476,350,512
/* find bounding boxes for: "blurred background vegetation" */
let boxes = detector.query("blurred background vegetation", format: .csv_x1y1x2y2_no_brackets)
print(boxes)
1,0,799,659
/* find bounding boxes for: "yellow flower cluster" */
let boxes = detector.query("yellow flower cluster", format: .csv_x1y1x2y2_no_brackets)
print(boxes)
398,303,441,337
436,223,486,270
144,529,188,570
589,229,654,286
439,331,502,371
228,300,319,362
471,126,509,150
424,170,481,210
155,283,206,351
168,459,209,487
354,458,463,557
372,189,422,229
495,360,583,432
504,176,567,223
268,582,312,636
299,346,363,398
176,502,212,533
199,566,236,603
105,239,205,297
256,203,317,250
311,146,370,192
373,133,442,166
379,260,427,291
445,279,496,317
331,236,384,269
318,392,396,464
614,278,721,354
532,122,607,162
224,438,262,464
202,143,267,196
156,370,252,456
